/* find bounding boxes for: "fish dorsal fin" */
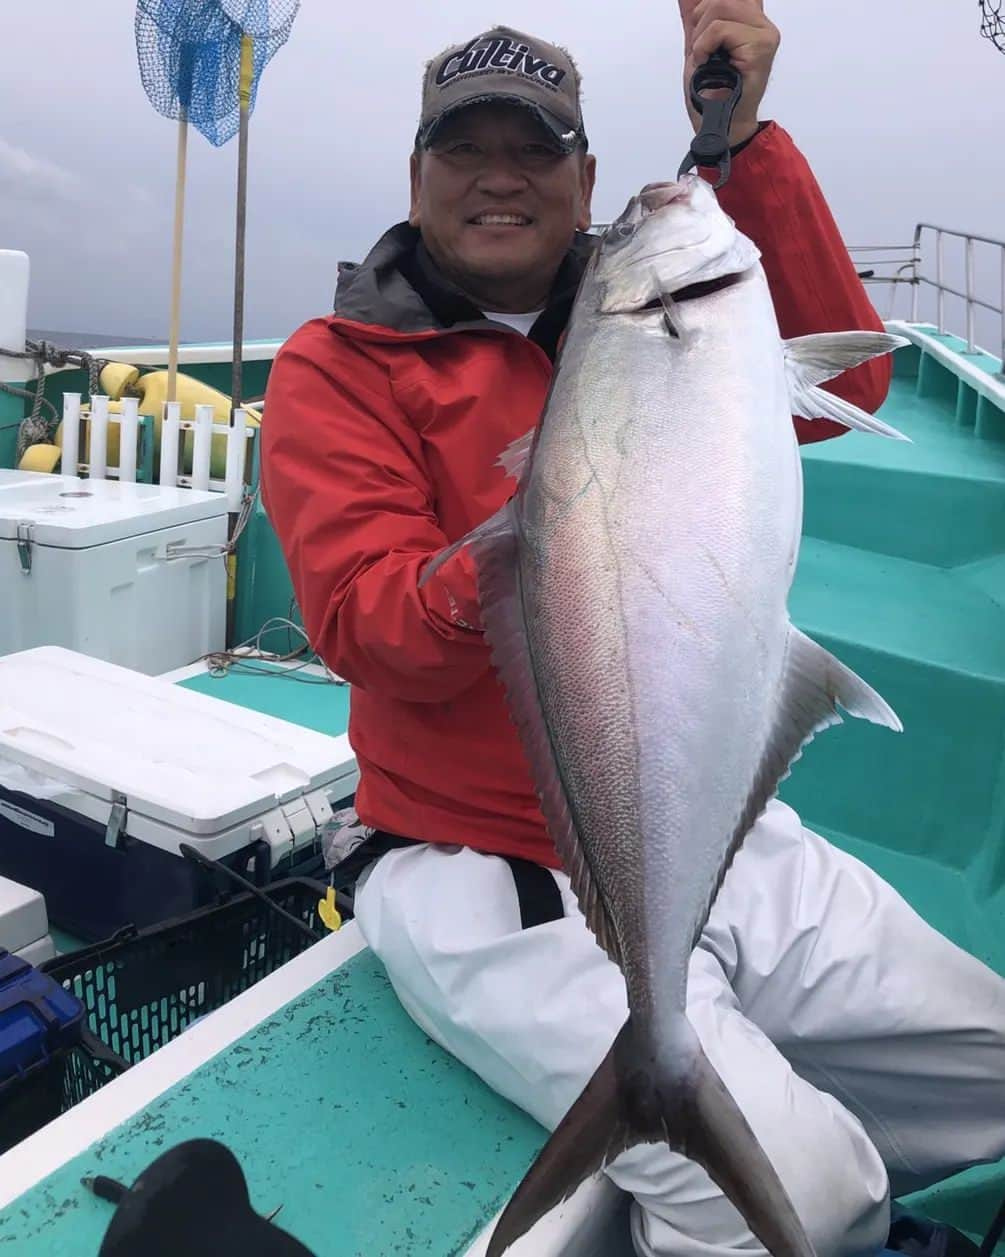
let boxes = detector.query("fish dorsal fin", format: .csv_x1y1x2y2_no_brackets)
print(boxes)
784,331,911,440
692,625,902,947
497,427,537,483
471,509,624,967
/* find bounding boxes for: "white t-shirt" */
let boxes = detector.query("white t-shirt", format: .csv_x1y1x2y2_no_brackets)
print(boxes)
482,309,543,336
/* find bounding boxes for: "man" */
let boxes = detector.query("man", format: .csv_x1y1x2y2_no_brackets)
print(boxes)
262,9,1005,1256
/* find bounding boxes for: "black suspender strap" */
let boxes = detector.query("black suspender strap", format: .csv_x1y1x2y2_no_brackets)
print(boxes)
338,831,565,929
500,855,565,929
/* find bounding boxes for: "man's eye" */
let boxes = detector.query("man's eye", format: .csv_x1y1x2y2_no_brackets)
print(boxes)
445,142,480,157
523,144,559,160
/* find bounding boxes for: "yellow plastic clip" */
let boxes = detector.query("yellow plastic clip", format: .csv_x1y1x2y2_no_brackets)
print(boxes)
318,886,342,932
239,35,254,109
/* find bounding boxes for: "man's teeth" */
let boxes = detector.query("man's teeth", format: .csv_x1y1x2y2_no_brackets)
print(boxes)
473,214,530,225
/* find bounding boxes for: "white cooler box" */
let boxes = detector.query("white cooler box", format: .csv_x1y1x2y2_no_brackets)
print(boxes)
0,876,54,965
0,647,357,942
0,472,227,676
0,469,52,491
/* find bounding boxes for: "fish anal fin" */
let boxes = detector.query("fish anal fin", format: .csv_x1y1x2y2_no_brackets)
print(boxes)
473,513,623,967
693,624,902,947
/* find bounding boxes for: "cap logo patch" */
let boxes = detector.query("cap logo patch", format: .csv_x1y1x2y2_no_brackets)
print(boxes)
435,35,567,91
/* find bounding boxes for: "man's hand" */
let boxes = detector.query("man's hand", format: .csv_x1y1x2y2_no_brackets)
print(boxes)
678,0,780,147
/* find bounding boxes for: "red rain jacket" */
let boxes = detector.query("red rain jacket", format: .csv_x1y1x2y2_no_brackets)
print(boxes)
261,122,891,868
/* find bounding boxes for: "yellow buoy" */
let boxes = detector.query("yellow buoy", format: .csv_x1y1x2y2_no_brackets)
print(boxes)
17,363,261,479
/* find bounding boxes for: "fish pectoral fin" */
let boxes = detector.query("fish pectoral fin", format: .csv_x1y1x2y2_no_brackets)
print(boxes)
784,331,911,440
487,1019,817,1257
497,428,536,483
417,502,515,589
659,288,685,340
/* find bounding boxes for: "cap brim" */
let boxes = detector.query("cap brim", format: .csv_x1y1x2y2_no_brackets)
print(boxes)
418,95,584,153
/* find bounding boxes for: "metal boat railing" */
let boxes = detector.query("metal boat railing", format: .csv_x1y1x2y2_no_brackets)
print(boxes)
849,226,1005,373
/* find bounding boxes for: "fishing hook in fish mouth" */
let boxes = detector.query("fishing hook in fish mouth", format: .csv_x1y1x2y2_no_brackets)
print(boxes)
677,49,744,189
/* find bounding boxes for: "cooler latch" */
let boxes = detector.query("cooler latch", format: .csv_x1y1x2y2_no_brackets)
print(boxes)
105,791,128,850
259,790,334,866
16,522,33,576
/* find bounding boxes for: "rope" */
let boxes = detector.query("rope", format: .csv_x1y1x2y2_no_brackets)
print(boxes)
201,611,345,686
160,481,259,562
0,339,112,462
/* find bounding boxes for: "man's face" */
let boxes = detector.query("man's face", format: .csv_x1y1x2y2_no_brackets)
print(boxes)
409,102,596,310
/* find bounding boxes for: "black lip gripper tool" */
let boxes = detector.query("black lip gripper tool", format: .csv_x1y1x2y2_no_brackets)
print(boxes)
677,49,744,188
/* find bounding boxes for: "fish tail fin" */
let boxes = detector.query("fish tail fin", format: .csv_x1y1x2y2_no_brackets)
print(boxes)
486,1020,817,1257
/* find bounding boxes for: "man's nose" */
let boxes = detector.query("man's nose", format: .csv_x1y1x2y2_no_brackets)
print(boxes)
475,156,530,196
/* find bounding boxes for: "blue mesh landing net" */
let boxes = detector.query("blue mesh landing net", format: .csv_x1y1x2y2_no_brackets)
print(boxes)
135,0,300,146
980,0,1005,51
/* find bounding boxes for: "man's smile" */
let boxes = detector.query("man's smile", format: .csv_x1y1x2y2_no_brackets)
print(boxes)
467,212,535,228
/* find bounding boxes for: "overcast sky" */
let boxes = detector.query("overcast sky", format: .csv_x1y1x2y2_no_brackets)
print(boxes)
2,1,1002,345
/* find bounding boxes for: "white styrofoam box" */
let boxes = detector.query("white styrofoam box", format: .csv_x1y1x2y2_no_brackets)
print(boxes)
0,874,48,954
16,935,55,966
0,477,227,676
0,647,355,867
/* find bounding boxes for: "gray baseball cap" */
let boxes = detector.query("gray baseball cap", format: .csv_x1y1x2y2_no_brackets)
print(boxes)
416,26,588,153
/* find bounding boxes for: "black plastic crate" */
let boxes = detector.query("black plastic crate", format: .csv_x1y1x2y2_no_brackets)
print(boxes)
0,1034,126,1155
41,879,329,1066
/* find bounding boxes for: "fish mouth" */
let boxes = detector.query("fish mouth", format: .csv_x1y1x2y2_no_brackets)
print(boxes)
637,181,691,214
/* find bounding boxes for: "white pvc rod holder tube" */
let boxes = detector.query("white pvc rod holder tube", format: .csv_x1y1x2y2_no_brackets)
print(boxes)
61,393,81,479
160,402,181,487
224,410,247,511
118,397,139,483
191,404,214,491
89,395,109,481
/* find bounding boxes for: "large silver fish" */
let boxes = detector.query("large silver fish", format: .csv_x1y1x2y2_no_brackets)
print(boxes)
423,176,908,1257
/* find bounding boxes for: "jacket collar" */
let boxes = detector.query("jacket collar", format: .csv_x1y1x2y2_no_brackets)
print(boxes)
333,222,598,359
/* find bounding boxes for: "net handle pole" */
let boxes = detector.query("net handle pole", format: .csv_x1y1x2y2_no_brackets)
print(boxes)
231,34,253,414
167,111,188,405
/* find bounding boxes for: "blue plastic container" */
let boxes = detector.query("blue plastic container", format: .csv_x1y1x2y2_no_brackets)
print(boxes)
0,949,84,1083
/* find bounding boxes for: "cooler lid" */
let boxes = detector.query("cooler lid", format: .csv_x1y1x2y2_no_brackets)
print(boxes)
0,470,54,491
0,478,226,548
0,648,350,836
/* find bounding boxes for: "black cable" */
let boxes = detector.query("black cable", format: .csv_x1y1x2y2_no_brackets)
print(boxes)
177,844,322,943
979,1193,1005,1257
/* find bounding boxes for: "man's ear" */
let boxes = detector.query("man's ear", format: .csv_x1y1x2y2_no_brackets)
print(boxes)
409,151,422,228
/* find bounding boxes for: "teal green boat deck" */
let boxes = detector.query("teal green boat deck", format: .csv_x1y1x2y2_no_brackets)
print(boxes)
1,327,1003,1250
781,335,1005,1238
177,662,351,738
0,951,545,1255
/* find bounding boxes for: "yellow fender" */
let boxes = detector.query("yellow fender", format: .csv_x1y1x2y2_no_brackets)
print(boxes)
18,443,62,474
18,364,261,480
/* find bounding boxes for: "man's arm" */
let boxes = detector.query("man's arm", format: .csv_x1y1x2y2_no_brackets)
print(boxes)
260,320,490,702
680,0,892,443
